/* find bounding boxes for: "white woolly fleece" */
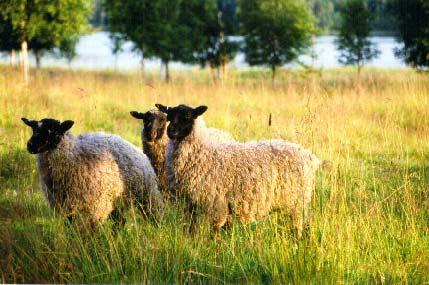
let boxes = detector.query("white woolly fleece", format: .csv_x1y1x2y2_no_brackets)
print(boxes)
141,117,235,200
166,117,322,236
36,131,163,225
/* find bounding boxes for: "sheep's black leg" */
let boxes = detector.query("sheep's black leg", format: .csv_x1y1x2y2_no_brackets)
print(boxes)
188,202,198,236
67,215,74,224
110,207,126,231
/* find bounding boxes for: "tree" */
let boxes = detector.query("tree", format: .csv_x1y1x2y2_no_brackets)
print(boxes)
240,0,316,82
308,0,335,33
389,0,429,70
31,0,91,69
104,0,211,82
0,0,91,82
336,0,380,74
109,33,124,71
57,37,79,67
0,13,20,65
194,0,239,80
104,0,156,78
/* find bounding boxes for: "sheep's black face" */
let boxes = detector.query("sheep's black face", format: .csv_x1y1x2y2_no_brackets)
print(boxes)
130,110,167,142
155,104,207,141
21,118,74,154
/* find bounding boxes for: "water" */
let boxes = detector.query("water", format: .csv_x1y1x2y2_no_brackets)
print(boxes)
0,32,406,70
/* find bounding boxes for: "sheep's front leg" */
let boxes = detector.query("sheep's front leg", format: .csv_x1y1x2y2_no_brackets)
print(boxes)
188,202,199,235
210,196,229,234
291,210,304,239
109,206,126,229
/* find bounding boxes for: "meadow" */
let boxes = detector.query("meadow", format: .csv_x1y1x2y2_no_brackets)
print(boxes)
0,66,428,283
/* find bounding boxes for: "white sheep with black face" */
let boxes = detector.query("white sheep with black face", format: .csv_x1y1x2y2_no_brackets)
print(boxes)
22,117,163,227
130,107,235,200
157,104,324,237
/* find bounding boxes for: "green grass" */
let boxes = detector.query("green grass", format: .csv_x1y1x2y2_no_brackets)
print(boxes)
1,66,428,283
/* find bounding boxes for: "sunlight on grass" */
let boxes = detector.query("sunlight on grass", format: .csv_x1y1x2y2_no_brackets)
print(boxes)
0,66,428,283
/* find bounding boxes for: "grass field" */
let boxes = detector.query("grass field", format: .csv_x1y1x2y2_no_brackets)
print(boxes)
0,66,428,283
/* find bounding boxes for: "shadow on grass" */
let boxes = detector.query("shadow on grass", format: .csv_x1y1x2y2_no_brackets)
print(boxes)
0,147,33,180
0,213,63,283
0,194,51,221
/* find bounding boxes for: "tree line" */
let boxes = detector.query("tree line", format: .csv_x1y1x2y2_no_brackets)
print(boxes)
92,0,397,35
1,0,428,84
0,0,91,83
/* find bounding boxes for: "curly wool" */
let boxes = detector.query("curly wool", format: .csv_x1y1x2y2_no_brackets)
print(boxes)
141,115,169,197
166,118,321,235
36,131,163,225
141,114,235,199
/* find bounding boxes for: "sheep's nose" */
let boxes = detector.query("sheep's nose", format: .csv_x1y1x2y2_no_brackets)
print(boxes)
27,141,37,154
151,129,157,138
167,129,174,139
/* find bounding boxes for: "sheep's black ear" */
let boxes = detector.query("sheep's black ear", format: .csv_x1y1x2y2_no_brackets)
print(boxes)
59,120,74,133
155,104,169,114
130,111,146,120
192,105,208,118
21,117,38,128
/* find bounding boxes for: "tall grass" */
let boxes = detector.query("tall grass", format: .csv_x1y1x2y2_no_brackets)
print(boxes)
1,66,428,283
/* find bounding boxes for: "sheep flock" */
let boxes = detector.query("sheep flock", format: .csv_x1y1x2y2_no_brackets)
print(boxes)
22,103,327,237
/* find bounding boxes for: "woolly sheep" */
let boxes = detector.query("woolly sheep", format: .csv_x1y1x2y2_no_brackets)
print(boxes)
157,104,323,237
22,117,163,227
130,108,235,200
130,109,169,199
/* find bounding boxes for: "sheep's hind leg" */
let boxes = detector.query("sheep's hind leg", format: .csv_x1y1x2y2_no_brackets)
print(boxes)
211,198,229,238
188,202,199,236
291,210,305,239
109,207,126,231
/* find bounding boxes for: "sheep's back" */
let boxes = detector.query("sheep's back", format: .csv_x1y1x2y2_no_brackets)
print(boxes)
79,133,158,200
171,139,315,219
205,128,236,143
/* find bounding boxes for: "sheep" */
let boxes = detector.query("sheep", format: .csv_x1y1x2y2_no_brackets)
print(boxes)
157,104,323,237
21,117,164,228
130,107,235,200
130,109,169,199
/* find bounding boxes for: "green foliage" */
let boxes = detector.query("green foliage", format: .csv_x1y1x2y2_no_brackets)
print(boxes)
306,0,395,33
389,0,429,70
0,0,92,65
367,0,396,33
194,0,239,70
218,0,238,34
104,0,235,81
240,0,316,78
0,13,20,51
308,0,335,33
57,37,79,64
336,0,380,70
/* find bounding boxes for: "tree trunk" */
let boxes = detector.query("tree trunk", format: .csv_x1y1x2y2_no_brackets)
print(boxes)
18,51,22,66
271,65,276,85
10,49,16,66
220,60,227,81
114,54,118,71
35,50,41,70
164,60,170,83
356,65,362,95
21,40,29,84
140,57,145,80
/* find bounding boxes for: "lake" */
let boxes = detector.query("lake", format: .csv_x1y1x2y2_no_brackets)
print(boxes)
0,32,407,70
